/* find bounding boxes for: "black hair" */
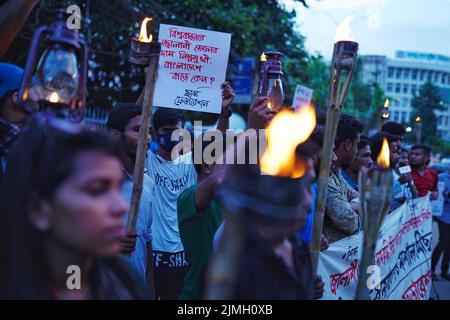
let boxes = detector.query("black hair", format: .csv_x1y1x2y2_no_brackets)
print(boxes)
400,147,409,153
296,125,324,159
335,114,364,148
152,107,184,132
411,144,431,156
358,135,371,150
192,131,228,175
106,103,141,132
381,121,406,136
369,131,398,161
0,127,147,299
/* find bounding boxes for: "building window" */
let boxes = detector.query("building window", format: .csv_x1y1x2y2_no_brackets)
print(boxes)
411,84,417,95
404,69,410,79
388,68,394,78
442,73,447,85
394,111,400,121
428,71,432,82
401,112,407,123
435,72,439,82
395,83,401,93
403,84,409,94
404,98,410,108
412,69,418,80
420,70,425,81
396,68,402,79
387,83,393,92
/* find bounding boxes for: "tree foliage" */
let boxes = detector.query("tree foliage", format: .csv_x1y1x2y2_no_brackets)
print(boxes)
3,0,311,111
410,82,444,138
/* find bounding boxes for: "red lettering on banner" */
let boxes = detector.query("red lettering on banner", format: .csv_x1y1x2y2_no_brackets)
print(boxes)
375,210,432,265
329,259,359,295
402,270,431,300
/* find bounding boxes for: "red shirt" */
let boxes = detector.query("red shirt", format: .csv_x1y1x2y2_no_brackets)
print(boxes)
412,167,438,197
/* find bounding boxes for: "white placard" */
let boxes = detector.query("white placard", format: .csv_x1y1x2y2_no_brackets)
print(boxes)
153,24,231,114
292,84,313,110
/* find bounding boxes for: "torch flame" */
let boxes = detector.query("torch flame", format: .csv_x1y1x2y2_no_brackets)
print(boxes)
416,116,422,122
49,92,59,103
335,15,355,42
260,106,316,178
376,137,390,169
384,99,389,108
138,17,153,43
260,52,267,62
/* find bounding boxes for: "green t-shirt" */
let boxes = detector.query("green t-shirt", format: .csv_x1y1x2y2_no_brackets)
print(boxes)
177,184,223,300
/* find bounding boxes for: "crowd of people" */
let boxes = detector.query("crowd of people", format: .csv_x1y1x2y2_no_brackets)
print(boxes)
0,0,449,301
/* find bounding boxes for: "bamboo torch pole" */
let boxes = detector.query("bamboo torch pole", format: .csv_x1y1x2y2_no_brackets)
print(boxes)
126,18,161,231
355,138,393,300
309,28,359,274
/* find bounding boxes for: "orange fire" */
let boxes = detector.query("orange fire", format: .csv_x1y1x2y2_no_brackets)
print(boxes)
49,92,59,103
335,15,355,42
260,106,316,178
260,52,267,62
138,17,153,43
384,99,389,108
376,137,390,169
416,116,422,122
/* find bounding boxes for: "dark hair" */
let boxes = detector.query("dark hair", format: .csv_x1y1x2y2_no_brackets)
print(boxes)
411,144,431,156
106,103,141,132
335,114,364,148
152,107,184,132
358,135,371,150
296,125,324,159
0,127,147,299
192,131,228,175
399,147,409,154
369,131,398,161
381,121,406,136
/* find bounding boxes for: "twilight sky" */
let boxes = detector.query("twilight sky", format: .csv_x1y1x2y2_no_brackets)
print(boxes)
281,0,450,60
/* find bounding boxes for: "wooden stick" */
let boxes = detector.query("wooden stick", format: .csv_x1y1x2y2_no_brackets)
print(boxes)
126,53,160,232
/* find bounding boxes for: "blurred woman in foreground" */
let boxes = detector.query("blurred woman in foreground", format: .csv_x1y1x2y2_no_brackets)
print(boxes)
0,126,150,299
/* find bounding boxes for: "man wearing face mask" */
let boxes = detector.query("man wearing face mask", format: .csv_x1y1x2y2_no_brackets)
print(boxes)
145,107,197,300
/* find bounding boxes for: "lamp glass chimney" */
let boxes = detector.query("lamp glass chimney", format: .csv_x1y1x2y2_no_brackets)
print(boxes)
33,43,80,106
266,78,284,111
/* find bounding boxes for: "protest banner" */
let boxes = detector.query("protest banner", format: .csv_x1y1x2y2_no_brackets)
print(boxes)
153,24,231,114
292,84,313,110
318,195,433,300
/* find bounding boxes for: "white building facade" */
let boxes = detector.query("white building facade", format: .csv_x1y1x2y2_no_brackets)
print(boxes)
361,51,450,140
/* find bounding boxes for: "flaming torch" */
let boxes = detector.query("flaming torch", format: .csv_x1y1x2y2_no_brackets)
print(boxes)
382,98,390,120
205,106,316,299
126,18,161,232
310,15,359,274
415,116,422,144
355,137,393,300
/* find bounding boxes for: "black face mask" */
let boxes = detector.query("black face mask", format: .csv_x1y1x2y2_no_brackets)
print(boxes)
157,131,182,151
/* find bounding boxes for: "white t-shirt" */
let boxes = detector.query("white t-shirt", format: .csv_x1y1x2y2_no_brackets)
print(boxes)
146,151,197,253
